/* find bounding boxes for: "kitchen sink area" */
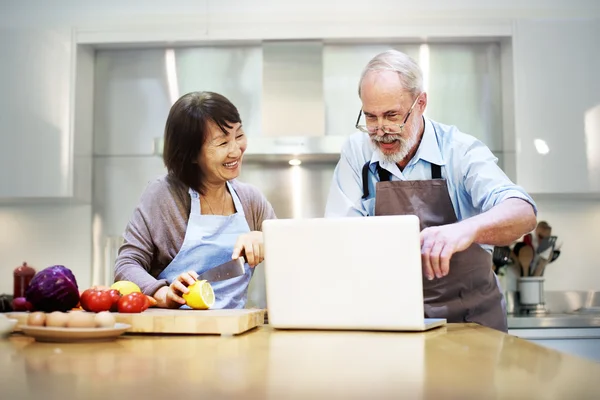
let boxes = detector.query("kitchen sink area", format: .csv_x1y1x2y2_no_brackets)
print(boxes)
507,290,600,362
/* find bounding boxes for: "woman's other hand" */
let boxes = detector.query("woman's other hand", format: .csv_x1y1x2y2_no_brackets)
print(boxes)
154,270,198,308
232,231,264,267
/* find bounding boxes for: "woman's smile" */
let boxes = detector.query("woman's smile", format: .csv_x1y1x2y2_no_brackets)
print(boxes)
223,159,240,169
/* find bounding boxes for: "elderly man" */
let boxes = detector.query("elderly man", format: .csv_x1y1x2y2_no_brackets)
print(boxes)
325,50,537,332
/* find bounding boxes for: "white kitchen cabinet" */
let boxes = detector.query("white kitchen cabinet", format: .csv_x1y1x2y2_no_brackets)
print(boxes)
513,18,600,194
0,29,94,201
509,328,600,363
530,338,600,363
0,29,72,198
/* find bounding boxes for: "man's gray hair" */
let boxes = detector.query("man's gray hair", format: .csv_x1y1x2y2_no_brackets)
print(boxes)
358,50,423,97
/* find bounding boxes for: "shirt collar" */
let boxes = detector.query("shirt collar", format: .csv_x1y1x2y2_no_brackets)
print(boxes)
369,116,445,172
414,117,446,166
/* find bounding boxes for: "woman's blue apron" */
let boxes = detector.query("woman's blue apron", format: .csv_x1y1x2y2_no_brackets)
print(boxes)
157,181,253,309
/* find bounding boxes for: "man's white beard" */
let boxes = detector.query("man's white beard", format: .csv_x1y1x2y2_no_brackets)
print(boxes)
372,132,419,165
371,115,421,164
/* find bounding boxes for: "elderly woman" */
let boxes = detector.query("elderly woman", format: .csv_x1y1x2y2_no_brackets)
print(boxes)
114,91,276,309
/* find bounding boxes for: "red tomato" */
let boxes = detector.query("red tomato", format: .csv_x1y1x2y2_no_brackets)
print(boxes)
107,289,122,312
117,292,146,313
79,289,93,311
80,289,113,313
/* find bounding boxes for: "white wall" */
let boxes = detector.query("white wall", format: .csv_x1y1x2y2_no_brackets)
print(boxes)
0,0,599,296
0,205,92,296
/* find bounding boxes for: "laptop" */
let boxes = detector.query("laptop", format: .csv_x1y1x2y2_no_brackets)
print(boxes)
262,215,446,332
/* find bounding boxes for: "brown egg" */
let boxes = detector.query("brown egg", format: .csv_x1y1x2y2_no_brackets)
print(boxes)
46,311,69,328
67,311,96,328
27,312,46,327
94,311,115,328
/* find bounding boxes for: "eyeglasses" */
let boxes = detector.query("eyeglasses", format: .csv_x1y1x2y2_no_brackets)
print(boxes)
355,94,421,135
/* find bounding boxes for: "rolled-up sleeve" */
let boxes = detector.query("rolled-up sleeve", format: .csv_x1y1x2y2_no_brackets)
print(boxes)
325,141,368,217
461,140,538,215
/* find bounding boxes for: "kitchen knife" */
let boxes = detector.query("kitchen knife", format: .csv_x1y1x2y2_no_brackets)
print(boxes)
197,257,246,283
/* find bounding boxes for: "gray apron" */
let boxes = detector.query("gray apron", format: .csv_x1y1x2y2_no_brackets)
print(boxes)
361,161,508,332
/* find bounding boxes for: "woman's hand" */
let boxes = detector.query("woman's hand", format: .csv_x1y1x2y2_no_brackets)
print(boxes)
154,270,198,308
232,231,264,267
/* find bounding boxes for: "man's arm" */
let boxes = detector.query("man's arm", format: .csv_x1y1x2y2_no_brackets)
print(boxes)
458,139,537,245
421,139,537,280
460,197,537,246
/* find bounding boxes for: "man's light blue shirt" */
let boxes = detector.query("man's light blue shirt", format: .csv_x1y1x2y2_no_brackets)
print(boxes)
325,117,537,223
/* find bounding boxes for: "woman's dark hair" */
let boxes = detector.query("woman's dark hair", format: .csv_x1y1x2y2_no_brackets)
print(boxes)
162,91,241,194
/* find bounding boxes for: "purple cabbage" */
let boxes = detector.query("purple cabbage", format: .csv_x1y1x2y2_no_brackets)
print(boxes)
25,265,80,312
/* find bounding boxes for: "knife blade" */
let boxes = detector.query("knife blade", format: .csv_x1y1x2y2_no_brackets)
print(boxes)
197,257,246,283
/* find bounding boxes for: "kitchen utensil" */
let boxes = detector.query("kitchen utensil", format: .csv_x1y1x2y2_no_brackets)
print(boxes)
197,257,245,283
521,262,529,277
532,256,554,276
537,236,557,254
492,246,511,270
533,252,559,276
531,238,559,276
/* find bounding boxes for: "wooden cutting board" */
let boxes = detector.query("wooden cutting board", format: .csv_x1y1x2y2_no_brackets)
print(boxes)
7,308,265,336
113,308,265,335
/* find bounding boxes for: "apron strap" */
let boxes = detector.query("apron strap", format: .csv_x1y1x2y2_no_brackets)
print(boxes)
188,183,245,216
227,181,246,217
376,164,392,182
188,188,202,216
431,163,442,179
362,162,391,199
361,162,371,199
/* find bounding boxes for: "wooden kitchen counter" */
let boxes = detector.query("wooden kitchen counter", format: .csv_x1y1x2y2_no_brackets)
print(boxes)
1,323,599,399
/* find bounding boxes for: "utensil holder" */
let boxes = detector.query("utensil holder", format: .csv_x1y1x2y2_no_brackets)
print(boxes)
517,277,545,305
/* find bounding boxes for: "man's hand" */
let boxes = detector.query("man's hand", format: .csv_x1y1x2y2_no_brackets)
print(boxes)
420,222,476,280
232,231,264,267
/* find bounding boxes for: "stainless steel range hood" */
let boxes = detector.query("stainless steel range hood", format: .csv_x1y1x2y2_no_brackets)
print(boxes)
139,40,503,166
